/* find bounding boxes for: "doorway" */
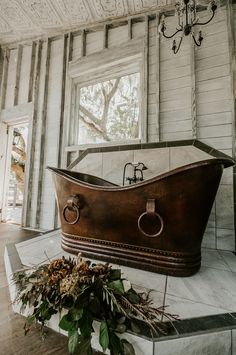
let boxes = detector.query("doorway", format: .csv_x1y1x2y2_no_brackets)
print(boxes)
2,123,28,225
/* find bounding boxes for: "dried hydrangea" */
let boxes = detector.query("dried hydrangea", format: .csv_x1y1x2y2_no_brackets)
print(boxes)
59,273,80,298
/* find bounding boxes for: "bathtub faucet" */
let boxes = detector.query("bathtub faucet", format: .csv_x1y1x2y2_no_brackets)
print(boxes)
123,162,148,185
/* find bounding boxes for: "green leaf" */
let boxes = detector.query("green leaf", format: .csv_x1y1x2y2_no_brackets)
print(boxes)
122,339,136,355
26,314,35,326
109,269,121,281
76,286,91,307
79,311,94,338
68,330,79,354
70,307,83,321
92,278,104,302
108,280,125,295
89,297,100,315
99,321,109,352
126,289,141,304
39,301,48,317
77,336,92,355
110,332,124,355
59,314,76,332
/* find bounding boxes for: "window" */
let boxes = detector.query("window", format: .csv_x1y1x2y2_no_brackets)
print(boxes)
78,72,140,144
67,40,147,149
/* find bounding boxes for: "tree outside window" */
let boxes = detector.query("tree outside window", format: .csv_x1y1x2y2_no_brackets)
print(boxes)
78,72,140,144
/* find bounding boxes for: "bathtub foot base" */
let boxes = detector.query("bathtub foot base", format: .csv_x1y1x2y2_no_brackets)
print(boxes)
61,233,201,277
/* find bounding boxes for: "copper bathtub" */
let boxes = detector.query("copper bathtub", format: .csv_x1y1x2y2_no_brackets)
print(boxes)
48,157,234,277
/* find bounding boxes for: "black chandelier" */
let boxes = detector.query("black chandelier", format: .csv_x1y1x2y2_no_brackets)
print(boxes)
159,0,218,54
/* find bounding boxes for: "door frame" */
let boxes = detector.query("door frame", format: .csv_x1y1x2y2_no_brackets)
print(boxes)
1,118,29,225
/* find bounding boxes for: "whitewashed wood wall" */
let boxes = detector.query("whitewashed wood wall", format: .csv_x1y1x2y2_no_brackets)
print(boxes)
0,4,235,251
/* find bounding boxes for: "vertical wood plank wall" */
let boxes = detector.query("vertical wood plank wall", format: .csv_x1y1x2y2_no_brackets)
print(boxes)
0,5,235,251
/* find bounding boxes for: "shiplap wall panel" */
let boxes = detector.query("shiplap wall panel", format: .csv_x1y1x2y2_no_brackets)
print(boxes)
197,112,232,127
159,12,192,141
161,76,191,91
108,24,129,48
40,38,64,229
160,42,190,61
132,21,145,39
86,31,104,55
195,8,234,182
148,18,158,140
30,41,47,227
196,41,228,59
196,7,232,153
160,108,192,122
72,33,82,60
160,70,192,136
198,124,232,139
197,76,231,93
5,49,17,109
201,137,233,150
197,89,231,104
18,45,32,105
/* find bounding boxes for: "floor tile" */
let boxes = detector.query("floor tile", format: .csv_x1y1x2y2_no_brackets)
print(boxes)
15,229,60,247
164,294,231,320
154,330,231,355
121,332,154,355
219,250,236,273
167,266,236,311
202,227,216,249
20,255,49,267
201,248,230,271
216,228,235,251
120,264,167,294
232,329,236,355
16,236,62,262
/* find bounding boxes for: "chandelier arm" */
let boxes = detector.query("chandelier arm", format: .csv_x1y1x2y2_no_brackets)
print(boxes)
173,36,183,54
162,28,182,39
185,2,188,27
191,33,202,47
192,10,216,27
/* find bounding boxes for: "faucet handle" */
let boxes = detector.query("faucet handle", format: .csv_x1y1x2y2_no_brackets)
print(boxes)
126,177,133,184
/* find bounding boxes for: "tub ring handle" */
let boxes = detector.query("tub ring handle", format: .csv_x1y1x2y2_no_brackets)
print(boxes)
63,196,80,225
138,199,164,238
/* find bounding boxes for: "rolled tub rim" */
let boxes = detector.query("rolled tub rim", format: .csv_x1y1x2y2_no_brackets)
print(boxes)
47,157,235,191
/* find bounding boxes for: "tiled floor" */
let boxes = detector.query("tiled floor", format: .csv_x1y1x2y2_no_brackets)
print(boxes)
15,230,236,321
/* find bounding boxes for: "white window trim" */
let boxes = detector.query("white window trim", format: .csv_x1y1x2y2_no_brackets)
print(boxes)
66,39,148,150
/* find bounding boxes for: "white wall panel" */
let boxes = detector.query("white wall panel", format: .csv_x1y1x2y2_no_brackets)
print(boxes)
30,41,47,227
18,45,31,104
39,38,64,230
86,30,103,55
5,49,17,109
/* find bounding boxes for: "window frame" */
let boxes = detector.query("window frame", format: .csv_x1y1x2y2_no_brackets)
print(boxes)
67,39,147,150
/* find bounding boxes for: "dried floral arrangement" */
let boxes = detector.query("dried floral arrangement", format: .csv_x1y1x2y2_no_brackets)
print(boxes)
13,255,177,355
